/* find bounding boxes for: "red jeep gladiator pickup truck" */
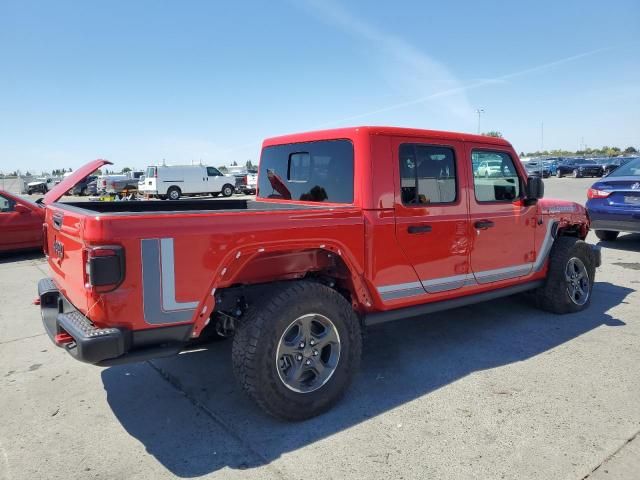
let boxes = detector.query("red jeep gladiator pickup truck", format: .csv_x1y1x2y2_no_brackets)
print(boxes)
38,126,600,420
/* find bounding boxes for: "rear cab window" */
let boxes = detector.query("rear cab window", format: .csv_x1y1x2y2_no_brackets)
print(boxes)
258,140,354,203
399,144,457,205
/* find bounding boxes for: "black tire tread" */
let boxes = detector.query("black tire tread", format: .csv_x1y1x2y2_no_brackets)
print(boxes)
536,236,596,314
232,281,361,421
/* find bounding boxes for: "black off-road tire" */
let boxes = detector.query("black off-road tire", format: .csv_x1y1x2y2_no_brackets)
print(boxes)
232,281,362,421
536,236,597,314
595,230,619,242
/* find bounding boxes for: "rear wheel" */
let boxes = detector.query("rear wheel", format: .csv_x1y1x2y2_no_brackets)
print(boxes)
166,186,181,200
556,170,563,178
232,281,362,421
221,184,234,197
595,230,619,242
536,237,596,314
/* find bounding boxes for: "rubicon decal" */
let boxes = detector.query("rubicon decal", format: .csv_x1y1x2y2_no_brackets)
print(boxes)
140,238,199,324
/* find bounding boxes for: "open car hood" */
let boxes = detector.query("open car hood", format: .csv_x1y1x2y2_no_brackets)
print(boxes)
43,159,112,205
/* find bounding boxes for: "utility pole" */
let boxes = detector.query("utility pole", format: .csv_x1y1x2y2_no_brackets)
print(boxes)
541,121,544,152
476,108,484,134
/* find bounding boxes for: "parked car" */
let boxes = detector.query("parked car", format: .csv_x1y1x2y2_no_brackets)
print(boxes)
524,161,551,178
138,164,236,200
556,159,602,178
37,127,600,421
598,157,637,176
0,190,44,252
107,171,144,195
26,177,54,195
586,157,640,241
476,159,502,177
542,158,560,176
70,175,97,196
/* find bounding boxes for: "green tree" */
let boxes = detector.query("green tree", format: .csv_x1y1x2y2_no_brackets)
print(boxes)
121,167,132,173
232,161,238,166
482,131,503,138
624,146,637,154
246,160,254,169
218,165,228,173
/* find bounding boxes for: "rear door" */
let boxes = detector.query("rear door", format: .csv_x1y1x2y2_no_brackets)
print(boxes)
393,137,472,293
466,145,536,283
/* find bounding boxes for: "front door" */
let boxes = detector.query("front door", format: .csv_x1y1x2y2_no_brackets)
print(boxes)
393,138,472,293
466,145,537,283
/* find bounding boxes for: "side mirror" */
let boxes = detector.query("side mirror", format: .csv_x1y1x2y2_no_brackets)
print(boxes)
525,176,544,203
14,204,31,214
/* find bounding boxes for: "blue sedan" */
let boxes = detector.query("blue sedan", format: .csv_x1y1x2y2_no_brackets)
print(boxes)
586,157,640,241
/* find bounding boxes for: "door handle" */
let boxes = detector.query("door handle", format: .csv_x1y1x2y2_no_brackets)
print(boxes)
474,220,495,230
408,224,432,234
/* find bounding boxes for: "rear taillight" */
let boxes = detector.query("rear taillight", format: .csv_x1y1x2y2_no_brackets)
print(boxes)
241,175,248,185
84,246,125,293
587,188,611,199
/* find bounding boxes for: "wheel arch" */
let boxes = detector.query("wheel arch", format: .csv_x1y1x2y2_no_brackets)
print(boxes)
192,242,373,338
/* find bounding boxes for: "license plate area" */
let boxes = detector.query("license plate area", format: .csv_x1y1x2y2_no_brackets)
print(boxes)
624,195,640,205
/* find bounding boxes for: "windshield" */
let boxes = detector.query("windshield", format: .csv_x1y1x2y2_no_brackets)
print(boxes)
607,158,640,177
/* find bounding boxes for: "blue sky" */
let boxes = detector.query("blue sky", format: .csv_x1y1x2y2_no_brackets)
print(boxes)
0,0,638,173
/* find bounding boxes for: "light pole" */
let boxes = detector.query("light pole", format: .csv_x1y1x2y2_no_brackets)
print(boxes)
476,109,484,134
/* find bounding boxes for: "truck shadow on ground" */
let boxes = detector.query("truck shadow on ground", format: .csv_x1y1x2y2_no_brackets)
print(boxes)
0,249,44,264
596,233,640,252
102,281,632,477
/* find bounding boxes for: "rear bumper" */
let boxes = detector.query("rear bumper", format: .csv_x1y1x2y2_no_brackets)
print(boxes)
38,278,192,366
590,219,640,234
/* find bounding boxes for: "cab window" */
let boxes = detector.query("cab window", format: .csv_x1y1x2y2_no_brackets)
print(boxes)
400,144,457,205
472,150,520,202
207,167,222,176
0,194,15,213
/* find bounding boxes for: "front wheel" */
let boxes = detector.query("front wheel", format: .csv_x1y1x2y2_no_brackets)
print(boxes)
556,170,563,178
572,169,580,178
221,184,234,197
232,281,362,421
595,230,619,242
536,237,597,314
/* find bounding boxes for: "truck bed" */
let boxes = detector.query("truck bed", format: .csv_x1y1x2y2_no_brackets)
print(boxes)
56,199,335,215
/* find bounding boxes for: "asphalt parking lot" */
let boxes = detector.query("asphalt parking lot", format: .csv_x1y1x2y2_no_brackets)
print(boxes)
1,178,638,480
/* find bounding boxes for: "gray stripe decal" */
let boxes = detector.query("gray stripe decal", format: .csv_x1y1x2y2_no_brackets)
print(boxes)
141,238,198,325
377,281,422,294
159,238,199,311
474,263,533,284
380,286,426,301
422,273,475,293
533,220,558,271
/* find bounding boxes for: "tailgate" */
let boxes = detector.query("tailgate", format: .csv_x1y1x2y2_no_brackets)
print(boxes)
45,205,89,313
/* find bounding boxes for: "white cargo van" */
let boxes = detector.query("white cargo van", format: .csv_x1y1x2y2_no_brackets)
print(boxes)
139,165,236,200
